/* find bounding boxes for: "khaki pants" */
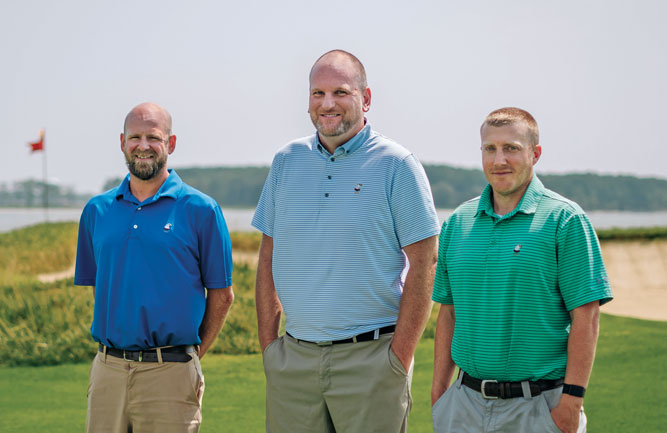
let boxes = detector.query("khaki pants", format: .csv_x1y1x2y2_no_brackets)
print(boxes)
86,351,205,433
432,372,587,433
263,333,413,433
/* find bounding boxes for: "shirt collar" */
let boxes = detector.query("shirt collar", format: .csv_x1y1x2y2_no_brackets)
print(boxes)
315,121,371,157
115,169,182,204
476,175,544,219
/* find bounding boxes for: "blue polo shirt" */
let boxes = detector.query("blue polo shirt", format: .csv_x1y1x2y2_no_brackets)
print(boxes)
252,123,440,341
75,170,233,350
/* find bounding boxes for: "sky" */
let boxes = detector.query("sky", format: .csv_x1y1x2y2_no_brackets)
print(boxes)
1,0,665,194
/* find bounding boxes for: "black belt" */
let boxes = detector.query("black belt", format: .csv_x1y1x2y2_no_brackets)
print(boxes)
287,325,396,346
462,372,564,399
98,344,195,363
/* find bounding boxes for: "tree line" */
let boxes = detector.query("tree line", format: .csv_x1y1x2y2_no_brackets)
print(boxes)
174,165,667,211
5,165,667,211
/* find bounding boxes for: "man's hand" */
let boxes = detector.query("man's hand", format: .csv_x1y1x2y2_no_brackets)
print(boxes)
550,394,582,433
256,234,283,352
431,304,456,406
198,286,234,359
391,235,438,371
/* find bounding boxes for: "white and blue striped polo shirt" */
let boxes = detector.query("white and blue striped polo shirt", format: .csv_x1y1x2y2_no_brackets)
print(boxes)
252,123,440,341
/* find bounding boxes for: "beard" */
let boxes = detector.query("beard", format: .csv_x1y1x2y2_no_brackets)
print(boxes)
125,151,167,181
311,111,363,138
315,118,351,137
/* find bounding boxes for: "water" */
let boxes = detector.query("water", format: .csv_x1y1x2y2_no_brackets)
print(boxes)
1,208,665,233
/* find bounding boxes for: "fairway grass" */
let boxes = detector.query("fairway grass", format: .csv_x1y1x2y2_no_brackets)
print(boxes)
2,314,666,432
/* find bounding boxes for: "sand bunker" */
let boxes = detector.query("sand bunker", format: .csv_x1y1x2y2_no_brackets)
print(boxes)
599,239,667,321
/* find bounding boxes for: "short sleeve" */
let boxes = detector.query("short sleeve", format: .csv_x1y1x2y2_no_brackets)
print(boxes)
74,204,97,286
557,213,613,310
251,153,281,237
432,222,453,304
199,204,233,289
390,154,440,248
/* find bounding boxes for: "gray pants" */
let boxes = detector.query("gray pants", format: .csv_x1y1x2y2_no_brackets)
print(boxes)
432,373,586,433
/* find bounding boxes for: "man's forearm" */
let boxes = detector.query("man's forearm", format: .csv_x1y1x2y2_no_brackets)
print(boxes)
255,234,282,351
198,286,234,358
431,304,456,405
391,235,438,370
551,300,600,433
564,301,600,387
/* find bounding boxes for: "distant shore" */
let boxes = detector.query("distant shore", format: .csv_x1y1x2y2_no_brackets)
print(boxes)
2,207,667,234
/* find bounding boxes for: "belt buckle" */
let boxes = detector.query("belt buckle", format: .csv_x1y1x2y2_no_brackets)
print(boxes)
122,350,142,362
316,341,333,346
481,379,498,399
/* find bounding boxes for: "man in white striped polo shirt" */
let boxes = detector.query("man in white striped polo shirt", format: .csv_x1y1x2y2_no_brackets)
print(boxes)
431,107,613,433
252,50,440,433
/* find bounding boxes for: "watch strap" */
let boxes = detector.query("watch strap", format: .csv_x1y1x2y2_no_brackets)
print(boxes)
562,383,586,397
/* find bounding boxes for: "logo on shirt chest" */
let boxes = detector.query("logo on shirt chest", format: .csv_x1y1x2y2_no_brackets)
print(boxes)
354,183,363,194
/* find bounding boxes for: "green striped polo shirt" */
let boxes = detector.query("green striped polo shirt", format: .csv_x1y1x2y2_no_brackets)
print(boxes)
433,176,613,381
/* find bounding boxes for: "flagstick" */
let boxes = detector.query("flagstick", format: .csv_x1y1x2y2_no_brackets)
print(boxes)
42,128,49,222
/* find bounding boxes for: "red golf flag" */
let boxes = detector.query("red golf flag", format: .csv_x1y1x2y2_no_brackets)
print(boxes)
29,130,44,152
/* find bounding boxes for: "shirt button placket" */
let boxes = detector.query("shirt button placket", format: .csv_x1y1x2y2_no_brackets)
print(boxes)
324,154,336,200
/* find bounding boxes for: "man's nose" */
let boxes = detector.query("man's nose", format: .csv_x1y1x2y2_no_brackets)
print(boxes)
494,149,507,165
137,137,151,149
322,93,336,110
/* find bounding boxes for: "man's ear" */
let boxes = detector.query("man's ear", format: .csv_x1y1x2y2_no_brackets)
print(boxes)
533,144,542,165
362,87,371,112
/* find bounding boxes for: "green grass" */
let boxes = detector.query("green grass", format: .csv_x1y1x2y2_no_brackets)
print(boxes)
1,314,665,433
0,222,78,276
0,225,264,366
596,226,667,241
2,223,667,431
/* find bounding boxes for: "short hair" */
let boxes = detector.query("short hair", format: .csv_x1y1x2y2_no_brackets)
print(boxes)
481,107,539,147
310,49,368,90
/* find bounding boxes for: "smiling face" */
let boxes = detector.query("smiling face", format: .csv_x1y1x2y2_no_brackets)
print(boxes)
481,122,541,212
308,54,371,152
120,104,175,181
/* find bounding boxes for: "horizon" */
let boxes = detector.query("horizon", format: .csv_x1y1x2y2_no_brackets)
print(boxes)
2,1,666,193
3,161,667,195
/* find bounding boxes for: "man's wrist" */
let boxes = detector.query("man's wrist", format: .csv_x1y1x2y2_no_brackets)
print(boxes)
562,383,586,398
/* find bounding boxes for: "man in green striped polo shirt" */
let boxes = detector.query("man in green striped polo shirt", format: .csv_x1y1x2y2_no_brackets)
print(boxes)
431,107,613,433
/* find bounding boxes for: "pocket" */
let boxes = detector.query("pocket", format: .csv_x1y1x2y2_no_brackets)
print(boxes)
431,386,450,413
540,395,563,433
187,354,205,405
86,355,98,398
262,336,281,356
388,344,408,377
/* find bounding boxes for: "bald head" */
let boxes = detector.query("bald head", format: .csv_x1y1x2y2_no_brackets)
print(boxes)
123,102,173,136
310,50,368,91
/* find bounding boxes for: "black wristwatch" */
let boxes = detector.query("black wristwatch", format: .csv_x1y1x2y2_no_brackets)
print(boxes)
562,383,586,397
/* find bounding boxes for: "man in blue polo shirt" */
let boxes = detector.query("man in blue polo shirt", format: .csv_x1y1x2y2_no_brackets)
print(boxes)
252,50,440,433
431,107,613,433
75,102,234,433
